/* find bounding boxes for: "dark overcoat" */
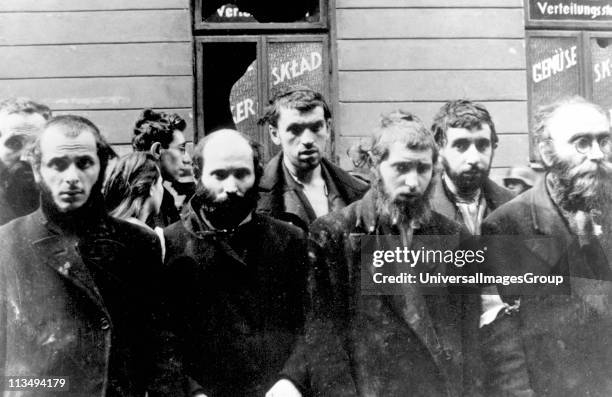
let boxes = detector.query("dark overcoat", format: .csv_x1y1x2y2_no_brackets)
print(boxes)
0,208,183,396
282,190,484,397
163,203,309,397
481,177,612,397
258,153,369,229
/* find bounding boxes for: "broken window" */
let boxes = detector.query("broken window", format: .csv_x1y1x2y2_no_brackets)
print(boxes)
198,1,322,26
195,36,329,162
193,1,330,162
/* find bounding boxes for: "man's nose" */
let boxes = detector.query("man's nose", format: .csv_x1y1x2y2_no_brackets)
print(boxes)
222,176,239,194
404,170,419,191
63,164,80,184
300,130,316,146
465,145,481,165
588,141,605,162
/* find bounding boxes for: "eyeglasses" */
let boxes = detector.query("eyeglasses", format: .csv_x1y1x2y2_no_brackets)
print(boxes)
573,135,612,155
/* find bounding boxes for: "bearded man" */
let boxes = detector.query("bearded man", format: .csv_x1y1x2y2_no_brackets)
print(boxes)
163,129,309,397
431,100,514,235
480,96,612,397
0,98,52,225
0,115,183,396
267,111,484,397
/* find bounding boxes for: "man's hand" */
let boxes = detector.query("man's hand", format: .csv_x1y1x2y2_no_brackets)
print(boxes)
265,379,302,397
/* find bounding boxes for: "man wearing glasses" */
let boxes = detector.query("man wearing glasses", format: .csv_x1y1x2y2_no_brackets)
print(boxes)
480,96,612,396
132,109,192,226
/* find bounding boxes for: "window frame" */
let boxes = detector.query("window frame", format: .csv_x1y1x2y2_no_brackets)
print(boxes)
193,0,328,31
193,34,330,160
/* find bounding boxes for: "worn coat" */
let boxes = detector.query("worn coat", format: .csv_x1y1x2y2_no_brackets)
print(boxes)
283,190,483,397
258,153,369,230
430,175,514,227
0,208,183,397
164,203,309,397
481,177,612,397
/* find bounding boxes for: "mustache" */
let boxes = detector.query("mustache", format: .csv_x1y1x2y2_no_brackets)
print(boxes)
549,153,612,212
372,172,434,224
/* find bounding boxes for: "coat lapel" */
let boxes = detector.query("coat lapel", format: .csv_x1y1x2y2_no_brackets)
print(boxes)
525,179,575,270
27,209,112,323
31,235,111,323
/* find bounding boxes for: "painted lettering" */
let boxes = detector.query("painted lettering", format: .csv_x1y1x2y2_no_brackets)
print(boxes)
271,51,323,85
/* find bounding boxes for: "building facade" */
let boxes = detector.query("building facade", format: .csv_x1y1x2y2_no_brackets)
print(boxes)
0,0,558,182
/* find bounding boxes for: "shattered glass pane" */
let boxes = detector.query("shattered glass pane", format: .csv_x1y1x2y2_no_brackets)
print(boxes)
202,1,320,24
205,3,257,23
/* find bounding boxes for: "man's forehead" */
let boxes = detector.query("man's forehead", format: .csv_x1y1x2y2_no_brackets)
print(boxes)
40,126,97,158
202,133,253,167
0,112,47,136
170,130,186,146
278,105,325,124
446,125,491,141
387,142,433,163
549,103,610,138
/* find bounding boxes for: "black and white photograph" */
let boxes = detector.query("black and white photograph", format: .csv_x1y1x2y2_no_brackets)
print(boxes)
1,1,612,396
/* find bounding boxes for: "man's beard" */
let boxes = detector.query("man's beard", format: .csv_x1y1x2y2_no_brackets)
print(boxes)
548,152,612,213
1,160,39,215
443,158,490,196
195,185,259,231
373,173,434,226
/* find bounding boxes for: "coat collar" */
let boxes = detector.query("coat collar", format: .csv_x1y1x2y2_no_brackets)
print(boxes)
529,175,572,239
180,199,259,267
26,208,113,324
431,174,514,221
258,153,369,224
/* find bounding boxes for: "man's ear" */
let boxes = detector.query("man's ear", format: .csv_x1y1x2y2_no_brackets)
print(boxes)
269,126,281,146
538,140,554,167
325,118,333,134
150,142,162,158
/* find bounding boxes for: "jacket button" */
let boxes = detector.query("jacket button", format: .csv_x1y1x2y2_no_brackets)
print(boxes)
100,318,110,330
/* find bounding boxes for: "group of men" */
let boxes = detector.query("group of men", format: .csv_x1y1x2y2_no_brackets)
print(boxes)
0,87,611,397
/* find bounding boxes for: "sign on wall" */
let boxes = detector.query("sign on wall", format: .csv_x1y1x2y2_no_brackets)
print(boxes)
527,32,583,160
589,35,612,117
528,0,612,27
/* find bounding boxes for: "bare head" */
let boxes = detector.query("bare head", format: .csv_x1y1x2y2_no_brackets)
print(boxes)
0,98,52,171
260,86,332,176
432,100,496,195
369,110,439,222
535,96,612,212
30,115,115,213
191,129,262,230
